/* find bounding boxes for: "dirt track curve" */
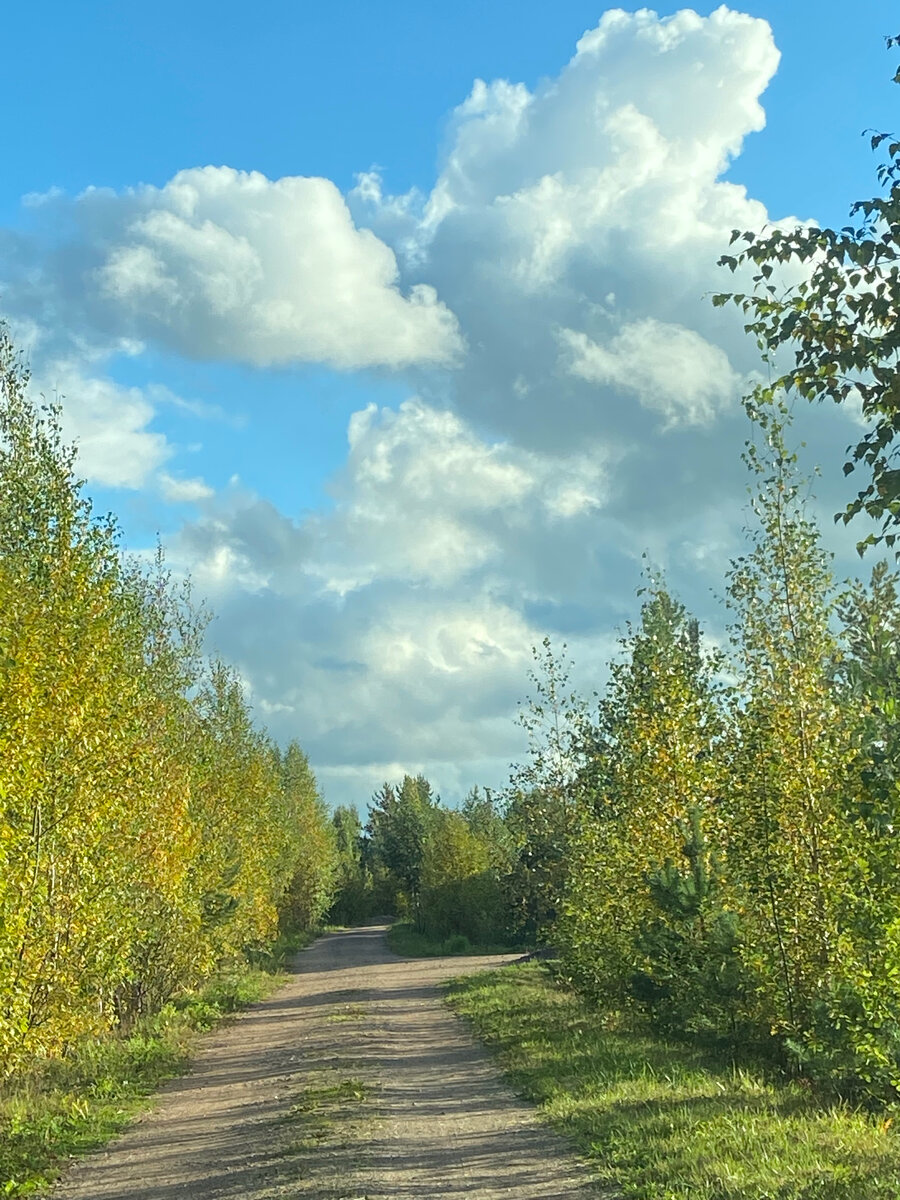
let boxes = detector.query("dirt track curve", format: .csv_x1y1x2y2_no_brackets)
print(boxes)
53,925,605,1199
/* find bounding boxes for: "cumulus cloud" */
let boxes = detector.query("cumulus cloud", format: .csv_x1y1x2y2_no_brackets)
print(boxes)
305,398,609,594
158,7,851,808
351,4,784,458
560,319,743,429
163,394,725,808
11,167,462,370
32,361,170,488
158,472,214,503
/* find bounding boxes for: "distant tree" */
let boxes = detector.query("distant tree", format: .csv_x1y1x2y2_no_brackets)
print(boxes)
505,639,587,941
328,805,374,924
461,786,514,871
367,774,438,910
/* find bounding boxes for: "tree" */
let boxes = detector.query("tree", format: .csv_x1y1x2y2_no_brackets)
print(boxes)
419,808,499,943
505,639,587,941
367,774,438,914
328,805,374,924
0,325,333,1075
713,37,900,551
560,580,726,1011
724,400,850,1043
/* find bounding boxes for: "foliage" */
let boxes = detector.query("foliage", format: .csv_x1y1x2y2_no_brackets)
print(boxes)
0,326,334,1082
500,397,900,1104
560,580,727,1020
712,37,900,551
359,776,518,946
366,774,438,912
504,639,586,941
418,807,507,944
631,805,745,1037
722,400,852,1057
327,805,376,924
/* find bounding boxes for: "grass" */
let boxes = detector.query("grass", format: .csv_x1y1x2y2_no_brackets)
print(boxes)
325,1004,367,1024
0,929,319,1198
387,920,519,958
446,962,900,1200
282,1076,375,1152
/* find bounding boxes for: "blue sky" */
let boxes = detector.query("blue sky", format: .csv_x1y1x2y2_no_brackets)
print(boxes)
1,4,898,806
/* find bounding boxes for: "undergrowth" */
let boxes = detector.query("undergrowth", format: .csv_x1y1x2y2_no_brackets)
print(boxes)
447,962,900,1200
387,921,518,958
0,929,318,1198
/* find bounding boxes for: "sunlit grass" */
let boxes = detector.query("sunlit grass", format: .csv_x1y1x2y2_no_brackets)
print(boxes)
447,963,900,1200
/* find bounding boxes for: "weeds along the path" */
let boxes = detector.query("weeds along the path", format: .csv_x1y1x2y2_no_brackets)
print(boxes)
0,932,317,1199
447,962,900,1200
280,1074,377,1155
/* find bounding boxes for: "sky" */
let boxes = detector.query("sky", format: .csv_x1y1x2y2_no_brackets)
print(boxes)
1,3,898,808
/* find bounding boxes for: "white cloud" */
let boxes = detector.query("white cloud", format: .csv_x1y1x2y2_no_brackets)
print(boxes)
305,398,610,594
560,319,743,429
155,8,823,808
12,167,463,370
353,4,783,460
158,472,214,503
32,361,170,489
162,396,677,808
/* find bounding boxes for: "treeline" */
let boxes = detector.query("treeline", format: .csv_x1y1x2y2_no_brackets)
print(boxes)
505,401,900,1106
328,775,513,948
0,331,335,1079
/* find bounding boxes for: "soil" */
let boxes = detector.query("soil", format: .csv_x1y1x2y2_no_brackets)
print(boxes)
52,924,606,1198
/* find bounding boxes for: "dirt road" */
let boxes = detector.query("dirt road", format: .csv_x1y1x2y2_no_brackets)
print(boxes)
53,925,602,1199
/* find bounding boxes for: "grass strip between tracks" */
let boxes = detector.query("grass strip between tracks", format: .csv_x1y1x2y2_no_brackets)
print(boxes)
446,961,900,1200
0,930,318,1198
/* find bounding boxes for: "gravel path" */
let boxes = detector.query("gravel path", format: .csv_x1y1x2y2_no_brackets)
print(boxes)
53,925,604,1199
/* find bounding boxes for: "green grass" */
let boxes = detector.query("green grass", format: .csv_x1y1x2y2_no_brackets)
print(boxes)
447,962,900,1200
325,1004,367,1024
280,1071,379,1158
282,1076,373,1144
387,920,519,958
0,930,319,1198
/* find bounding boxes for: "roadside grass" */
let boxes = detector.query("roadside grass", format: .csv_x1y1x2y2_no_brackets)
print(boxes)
388,921,519,958
447,962,900,1200
0,929,319,1198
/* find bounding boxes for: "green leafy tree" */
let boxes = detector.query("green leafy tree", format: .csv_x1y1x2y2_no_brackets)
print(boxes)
367,774,438,916
0,325,334,1076
724,400,851,1045
419,808,501,944
328,805,375,924
713,37,900,550
505,639,586,941
560,581,726,1011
